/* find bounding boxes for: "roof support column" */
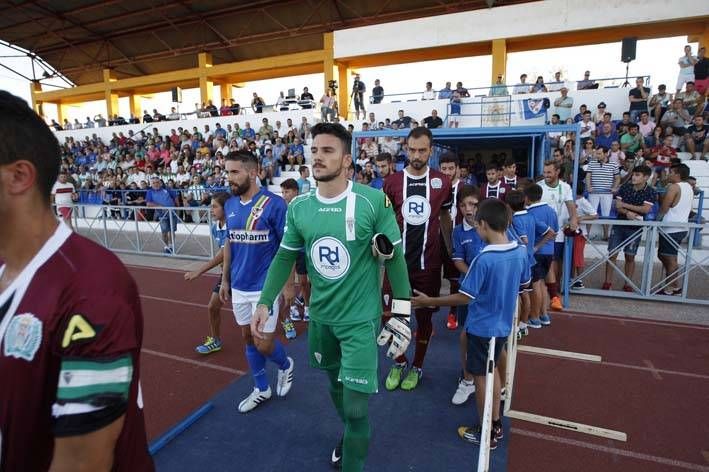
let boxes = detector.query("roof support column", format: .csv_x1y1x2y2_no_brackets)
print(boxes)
56,102,69,125
337,62,350,120
491,38,507,85
103,69,118,118
199,52,214,106
129,94,142,120
323,32,337,95
219,82,233,103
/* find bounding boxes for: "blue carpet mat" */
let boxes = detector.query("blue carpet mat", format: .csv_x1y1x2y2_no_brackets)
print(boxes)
154,314,509,471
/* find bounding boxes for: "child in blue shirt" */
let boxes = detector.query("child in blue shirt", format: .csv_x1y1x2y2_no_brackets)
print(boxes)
183,192,231,354
413,198,531,450
524,184,558,329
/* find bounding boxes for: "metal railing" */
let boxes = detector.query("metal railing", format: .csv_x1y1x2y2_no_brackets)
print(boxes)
71,203,215,260
563,219,707,305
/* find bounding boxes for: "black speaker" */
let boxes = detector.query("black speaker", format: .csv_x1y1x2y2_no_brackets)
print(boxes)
621,37,637,63
171,87,182,103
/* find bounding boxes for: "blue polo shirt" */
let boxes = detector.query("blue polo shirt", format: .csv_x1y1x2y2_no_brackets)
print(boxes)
224,189,287,292
370,177,384,190
512,210,550,267
526,202,558,256
211,221,228,249
146,187,176,216
452,221,485,266
460,241,531,337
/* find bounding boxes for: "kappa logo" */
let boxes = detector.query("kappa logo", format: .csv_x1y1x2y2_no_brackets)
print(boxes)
3,313,43,362
310,236,350,280
402,195,431,226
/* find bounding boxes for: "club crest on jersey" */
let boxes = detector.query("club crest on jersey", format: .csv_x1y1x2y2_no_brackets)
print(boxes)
431,177,442,189
250,207,264,219
402,195,431,226
311,236,350,280
3,313,42,361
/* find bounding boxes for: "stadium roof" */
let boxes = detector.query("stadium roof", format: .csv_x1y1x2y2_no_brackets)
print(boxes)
0,0,532,86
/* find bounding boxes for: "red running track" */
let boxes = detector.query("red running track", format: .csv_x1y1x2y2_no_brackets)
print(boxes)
508,310,709,472
130,265,709,470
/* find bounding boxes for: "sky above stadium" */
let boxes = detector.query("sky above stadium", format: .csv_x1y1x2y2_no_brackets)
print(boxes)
0,35,696,122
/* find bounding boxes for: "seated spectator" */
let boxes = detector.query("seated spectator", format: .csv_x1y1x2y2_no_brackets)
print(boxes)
596,122,618,151
677,81,701,115
152,109,166,121
548,71,564,91
660,99,692,132
258,118,273,141
94,114,107,127
616,112,633,135
300,87,314,108
579,111,595,142
638,111,656,140
531,76,547,93
142,110,153,123
547,114,562,149
423,109,443,129
438,81,453,99
380,135,399,156
649,84,672,123
620,123,644,158
299,117,311,140
608,141,626,166
260,147,275,185
592,102,607,124
580,139,595,162
72,118,82,129
662,126,683,149
84,116,94,128
229,98,241,115
651,135,677,173
685,115,709,159
167,107,180,120
62,118,72,130
628,77,650,122
241,122,256,141
455,81,470,98
577,70,596,90
422,82,436,100
219,99,232,116
489,75,509,96
553,87,574,122
392,109,413,129
205,100,218,117
371,79,384,104
252,93,265,113
513,74,529,94
573,104,587,123
50,119,63,131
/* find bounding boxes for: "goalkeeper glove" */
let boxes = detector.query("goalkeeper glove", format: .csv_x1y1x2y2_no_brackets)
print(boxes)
377,299,412,359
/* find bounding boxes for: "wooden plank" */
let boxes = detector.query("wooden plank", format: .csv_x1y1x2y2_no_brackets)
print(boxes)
506,410,627,442
517,345,602,363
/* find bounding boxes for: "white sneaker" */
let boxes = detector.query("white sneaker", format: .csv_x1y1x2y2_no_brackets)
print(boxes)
277,357,294,397
303,307,310,322
238,387,271,413
289,305,301,321
451,379,476,405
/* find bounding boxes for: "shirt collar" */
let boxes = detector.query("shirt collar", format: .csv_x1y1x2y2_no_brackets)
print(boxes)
463,220,475,231
514,210,528,215
527,202,548,209
480,241,518,253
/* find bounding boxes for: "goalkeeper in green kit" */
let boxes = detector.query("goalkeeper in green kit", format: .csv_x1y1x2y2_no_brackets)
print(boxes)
253,123,412,471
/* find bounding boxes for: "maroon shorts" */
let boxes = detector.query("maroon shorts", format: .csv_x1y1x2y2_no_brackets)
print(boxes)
382,268,442,314
572,234,586,269
441,250,459,281
57,206,73,219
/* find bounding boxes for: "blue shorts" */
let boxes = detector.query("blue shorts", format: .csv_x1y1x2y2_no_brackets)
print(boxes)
532,254,552,282
608,226,642,256
466,334,506,376
158,211,178,233
658,231,686,257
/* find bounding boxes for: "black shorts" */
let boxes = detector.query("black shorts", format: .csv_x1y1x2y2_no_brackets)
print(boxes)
296,252,307,275
441,249,459,281
466,334,506,376
382,268,442,314
532,254,552,282
658,231,686,257
212,278,222,294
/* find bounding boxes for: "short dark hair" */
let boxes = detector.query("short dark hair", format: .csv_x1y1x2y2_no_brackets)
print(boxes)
0,91,61,200
485,162,500,172
632,165,652,177
458,185,480,204
375,152,392,163
280,178,299,191
506,190,526,211
225,150,259,169
475,198,510,232
503,157,516,167
543,160,561,171
311,122,352,153
406,126,433,145
524,183,543,202
439,151,459,166
671,163,690,180
211,191,231,208
299,165,309,175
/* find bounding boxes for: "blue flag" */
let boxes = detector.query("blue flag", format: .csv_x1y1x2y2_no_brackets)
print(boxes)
520,99,547,120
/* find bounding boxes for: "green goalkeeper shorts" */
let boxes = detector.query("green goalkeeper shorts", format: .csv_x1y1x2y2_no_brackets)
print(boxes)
308,318,380,394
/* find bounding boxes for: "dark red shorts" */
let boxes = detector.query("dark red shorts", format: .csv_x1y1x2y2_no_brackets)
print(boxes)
382,268,442,314
441,250,459,281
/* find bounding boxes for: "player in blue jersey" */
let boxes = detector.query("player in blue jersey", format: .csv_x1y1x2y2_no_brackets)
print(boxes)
184,192,231,353
218,151,295,413
413,198,530,449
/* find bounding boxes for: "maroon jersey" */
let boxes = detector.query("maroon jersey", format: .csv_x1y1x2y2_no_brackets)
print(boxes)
503,175,518,189
481,181,512,201
449,179,464,226
0,224,153,472
383,168,453,271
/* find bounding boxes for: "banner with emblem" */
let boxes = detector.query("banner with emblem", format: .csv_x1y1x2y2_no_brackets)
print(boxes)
481,97,511,127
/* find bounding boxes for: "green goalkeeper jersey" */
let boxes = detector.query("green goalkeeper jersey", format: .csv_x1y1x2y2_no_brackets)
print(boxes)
275,181,407,326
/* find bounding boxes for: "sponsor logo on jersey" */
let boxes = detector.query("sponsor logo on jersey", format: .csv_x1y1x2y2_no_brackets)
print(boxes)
3,313,42,361
431,177,442,189
311,236,350,280
250,206,264,219
229,229,270,243
318,207,343,212
344,376,368,385
402,195,431,225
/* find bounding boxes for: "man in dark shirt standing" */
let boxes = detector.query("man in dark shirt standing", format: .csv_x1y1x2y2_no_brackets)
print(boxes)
351,74,366,120
299,87,314,109
693,46,709,98
423,109,444,129
628,77,651,122
371,79,384,104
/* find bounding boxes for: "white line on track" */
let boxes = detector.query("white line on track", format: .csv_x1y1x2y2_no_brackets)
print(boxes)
126,264,219,277
142,348,245,376
511,427,709,471
559,311,709,331
139,294,232,313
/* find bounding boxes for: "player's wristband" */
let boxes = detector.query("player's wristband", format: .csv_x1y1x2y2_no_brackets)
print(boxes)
391,299,411,317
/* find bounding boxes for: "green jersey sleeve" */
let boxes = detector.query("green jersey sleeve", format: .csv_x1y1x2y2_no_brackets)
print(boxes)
375,193,411,301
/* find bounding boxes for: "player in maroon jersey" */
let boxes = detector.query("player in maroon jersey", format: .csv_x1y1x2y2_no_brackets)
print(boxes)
382,127,453,391
0,91,153,471
438,152,465,330
480,162,512,201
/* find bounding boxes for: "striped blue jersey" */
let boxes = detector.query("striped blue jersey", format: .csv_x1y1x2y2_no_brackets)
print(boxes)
224,189,287,292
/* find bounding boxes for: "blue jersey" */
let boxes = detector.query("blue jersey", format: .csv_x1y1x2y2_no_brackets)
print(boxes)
512,210,549,267
211,221,228,249
452,222,485,266
224,189,287,292
370,177,384,190
460,242,531,337
526,202,558,256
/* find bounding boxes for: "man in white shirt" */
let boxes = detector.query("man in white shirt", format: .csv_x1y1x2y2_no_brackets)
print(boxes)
175,165,191,186
126,167,146,186
421,82,436,100
51,172,77,229
538,160,578,312
514,74,529,94
579,111,596,141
